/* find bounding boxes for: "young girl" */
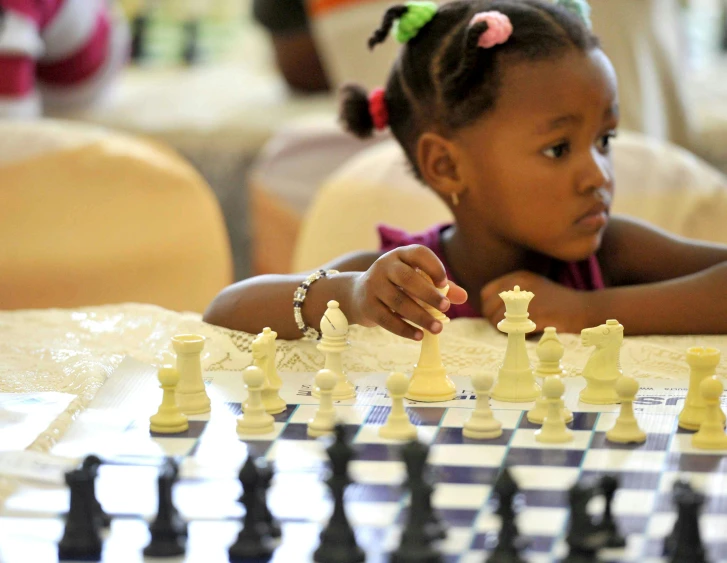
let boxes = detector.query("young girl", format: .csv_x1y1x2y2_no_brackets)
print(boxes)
205,0,727,340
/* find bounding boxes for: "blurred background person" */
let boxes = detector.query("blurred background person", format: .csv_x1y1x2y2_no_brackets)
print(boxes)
0,0,130,118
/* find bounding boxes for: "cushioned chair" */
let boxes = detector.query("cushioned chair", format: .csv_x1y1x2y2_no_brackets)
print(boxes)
0,120,233,312
292,131,727,272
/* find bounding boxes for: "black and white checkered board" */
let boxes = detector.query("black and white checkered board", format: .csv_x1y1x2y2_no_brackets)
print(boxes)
2,360,726,563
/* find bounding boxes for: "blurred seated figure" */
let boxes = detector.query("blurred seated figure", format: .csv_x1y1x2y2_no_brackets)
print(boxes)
252,0,397,92
0,0,129,118
252,0,329,92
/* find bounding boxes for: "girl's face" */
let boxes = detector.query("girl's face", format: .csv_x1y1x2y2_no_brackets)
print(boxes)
452,48,619,263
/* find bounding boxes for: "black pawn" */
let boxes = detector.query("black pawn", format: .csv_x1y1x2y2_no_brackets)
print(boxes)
390,439,442,563
229,456,275,562
669,487,708,563
58,469,103,561
562,482,608,563
81,455,111,529
597,475,625,548
143,460,186,557
486,468,528,563
255,458,282,539
663,479,693,557
314,424,365,563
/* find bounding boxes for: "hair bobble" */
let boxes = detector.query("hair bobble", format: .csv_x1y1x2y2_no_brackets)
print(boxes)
556,0,592,29
368,88,389,131
395,1,438,43
469,11,513,49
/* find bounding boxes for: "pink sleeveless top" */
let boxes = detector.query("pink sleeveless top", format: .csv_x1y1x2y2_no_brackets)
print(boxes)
378,224,605,319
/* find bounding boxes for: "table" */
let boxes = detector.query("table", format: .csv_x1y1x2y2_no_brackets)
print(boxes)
0,304,725,561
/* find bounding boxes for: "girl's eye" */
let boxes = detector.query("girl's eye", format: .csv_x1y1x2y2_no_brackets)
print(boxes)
543,142,570,159
598,131,617,152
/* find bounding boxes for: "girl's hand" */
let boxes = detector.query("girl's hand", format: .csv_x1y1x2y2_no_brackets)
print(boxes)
480,270,589,334
350,245,468,340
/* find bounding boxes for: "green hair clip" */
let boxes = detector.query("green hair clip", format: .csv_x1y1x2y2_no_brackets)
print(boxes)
394,1,438,43
556,0,592,29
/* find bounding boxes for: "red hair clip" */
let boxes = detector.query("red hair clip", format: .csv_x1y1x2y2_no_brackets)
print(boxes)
368,88,389,131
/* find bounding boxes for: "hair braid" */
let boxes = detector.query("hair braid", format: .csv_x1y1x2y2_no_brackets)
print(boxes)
441,20,491,103
368,5,409,49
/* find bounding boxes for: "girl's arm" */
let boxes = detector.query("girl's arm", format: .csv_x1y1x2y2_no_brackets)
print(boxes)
591,215,727,334
203,251,380,339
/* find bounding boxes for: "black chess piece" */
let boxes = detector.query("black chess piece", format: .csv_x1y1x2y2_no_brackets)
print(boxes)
81,455,111,529
143,460,187,557
229,456,275,562
561,481,608,563
255,458,282,539
58,468,103,561
597,475,626,548
390,439,443,563
313,424,366,563
669,487,708,563
663,479,693,557
486,467,528,563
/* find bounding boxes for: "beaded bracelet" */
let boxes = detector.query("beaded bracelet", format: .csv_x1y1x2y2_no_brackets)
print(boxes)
293,269,339,339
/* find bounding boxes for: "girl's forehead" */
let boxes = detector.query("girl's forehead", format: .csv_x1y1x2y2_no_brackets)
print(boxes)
493,49,618,122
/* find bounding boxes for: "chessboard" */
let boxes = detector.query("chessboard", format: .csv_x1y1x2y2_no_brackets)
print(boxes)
1,357,726,563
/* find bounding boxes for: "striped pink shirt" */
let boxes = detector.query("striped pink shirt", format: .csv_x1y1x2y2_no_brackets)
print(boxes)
0,0,129,117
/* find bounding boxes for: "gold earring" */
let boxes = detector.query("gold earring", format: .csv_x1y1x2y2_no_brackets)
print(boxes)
451,193,459,206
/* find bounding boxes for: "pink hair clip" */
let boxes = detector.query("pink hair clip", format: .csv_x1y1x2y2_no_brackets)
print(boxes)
469,11,513,49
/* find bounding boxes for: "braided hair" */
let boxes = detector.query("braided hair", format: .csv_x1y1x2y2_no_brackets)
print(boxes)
340,0,599,179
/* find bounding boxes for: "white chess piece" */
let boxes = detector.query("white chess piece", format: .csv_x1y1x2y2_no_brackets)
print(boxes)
528,327,573,424
236,365,275,435
172,334,211,415
692,376,727,450
606,376,646,444
679,347,724,431
535,376,573,444
379,372,417,440
407,270,456,402
579,320,623,405
314,301,356,401
491,286,540,402
149,365,189,434
463,371,503,440
252,331,286,414
308,369,338,438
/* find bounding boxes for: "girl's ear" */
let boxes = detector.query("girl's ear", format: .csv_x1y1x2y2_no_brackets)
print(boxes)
417,132,466,200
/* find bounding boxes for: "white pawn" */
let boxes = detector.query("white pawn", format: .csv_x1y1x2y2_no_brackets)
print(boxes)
379,372,417,440
606,376,646,444
692,376,727,450
308,369,338,438
236,365,275,435
535,376,573,444
463,371,502,440
528,327,573,424
149,365,189,434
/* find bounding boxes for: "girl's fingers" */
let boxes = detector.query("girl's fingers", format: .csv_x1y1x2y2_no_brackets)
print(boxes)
388,259,451,314
371,300,424,341
378,282,441,334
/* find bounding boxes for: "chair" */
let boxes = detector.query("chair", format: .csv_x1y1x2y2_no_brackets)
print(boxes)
0,119,233,312
292,131,727,271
